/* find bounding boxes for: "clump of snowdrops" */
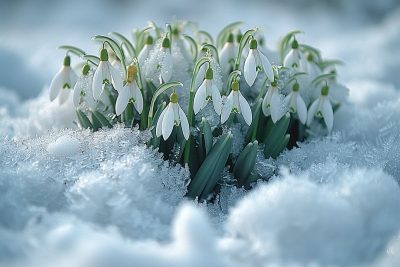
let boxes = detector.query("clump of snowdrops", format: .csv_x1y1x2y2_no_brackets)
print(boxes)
49,21,348,201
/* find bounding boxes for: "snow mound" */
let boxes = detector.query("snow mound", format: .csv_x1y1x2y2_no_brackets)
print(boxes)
47,135,81,157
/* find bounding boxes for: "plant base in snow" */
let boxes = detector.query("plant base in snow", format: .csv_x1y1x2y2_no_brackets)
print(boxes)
49,21,348,201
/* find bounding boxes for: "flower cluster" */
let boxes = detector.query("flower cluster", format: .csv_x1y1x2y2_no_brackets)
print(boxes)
50,22,348,200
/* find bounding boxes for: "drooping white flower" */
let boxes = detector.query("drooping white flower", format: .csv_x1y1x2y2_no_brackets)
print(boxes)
219,33,237,76
49,55,78,105
193,67,222,115
283,39,306,71
221,81,252,126
284,82,307,124
244,39,274,86
262,80,287,123
115,65,143,116
138,35,154,66
307,85,334,132
73,64,96,110
158,37,173,83
156,92,189,140
92,48,123,100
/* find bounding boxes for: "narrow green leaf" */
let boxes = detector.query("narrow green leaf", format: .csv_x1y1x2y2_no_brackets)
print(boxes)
187,132,233,200
216,21,243,48
234,140,258,187
270,134,290,159
183,34,198,62
200,117,213,155
110,32,137,59
92,111,113,128
76,110,93,129
263,113,290,158
58,45,86,58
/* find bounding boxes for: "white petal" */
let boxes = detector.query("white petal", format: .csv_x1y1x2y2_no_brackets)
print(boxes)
162,104,175,140
284,93,292,110
155,107,166,137
69,68,78,86
115,85,132,115
193,80,207,114
321,98,334,132
73,80,82,108
283,49,296,68
238,91,252,125
259,51,274,81
109,62,123,92
49,68,64,101
92,62,105,100
244,49,257,86
138,45,150,65
219,43,234,74
296,94,308,124
221,93,233,123
133,82,143,114
58,87,70,105
270,90,285,123
161,52,173,82
262,90,271,116
307,99,319,126
211,84,222,115
178,106,190,140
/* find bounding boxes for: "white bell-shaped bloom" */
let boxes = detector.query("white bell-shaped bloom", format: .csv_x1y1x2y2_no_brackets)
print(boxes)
158,37,173,83
193,67,222,115
221,81,252,126
262,80,287,123
73,64,96,110
307,85,334,132
219,33,236,76
92,48,123,100
115,65,143,115
244,39,274,86
138,35,154,66
156,92,189,140
49,55,78,105
283,40,305,71
284,82,307,124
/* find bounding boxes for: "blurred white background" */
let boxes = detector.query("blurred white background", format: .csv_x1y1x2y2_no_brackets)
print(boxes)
0,0,399,98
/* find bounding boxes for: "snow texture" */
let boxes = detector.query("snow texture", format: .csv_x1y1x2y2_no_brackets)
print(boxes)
1,0,400,266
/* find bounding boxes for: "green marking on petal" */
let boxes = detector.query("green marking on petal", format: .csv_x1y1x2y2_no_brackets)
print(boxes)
62,83,71,89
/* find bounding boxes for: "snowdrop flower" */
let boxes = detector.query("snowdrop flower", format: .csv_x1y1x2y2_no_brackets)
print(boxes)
262,79,287,123
284,82,307,124
156,92,189,140
73,63,96,110
219,33,236,75
244,39,274,86
221,81,252,126
307,85,333,132
194,67,222,115
283,39,305,71
92,48,123,100
49,55,78,105
138,35,154,66
115,65,143,116
157,37,173,83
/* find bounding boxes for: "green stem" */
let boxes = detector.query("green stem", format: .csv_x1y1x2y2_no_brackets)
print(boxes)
233,28,257,71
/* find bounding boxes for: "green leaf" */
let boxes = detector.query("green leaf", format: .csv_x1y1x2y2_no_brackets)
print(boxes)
216,21,243,48
58,45,86,58
93,35,126,75
110,32,137,59
76,110,93,129
200,117,213,155
197,30,214,44
187,132,233,200
83,55,100,66
245,98,263,143
234,140,258,187
270,134,290,159
263,113,290,158
92,111,113,128
183,34,198,63
90,112,102,131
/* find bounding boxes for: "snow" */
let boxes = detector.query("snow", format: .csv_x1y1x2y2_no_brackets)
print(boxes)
1,0,400,266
